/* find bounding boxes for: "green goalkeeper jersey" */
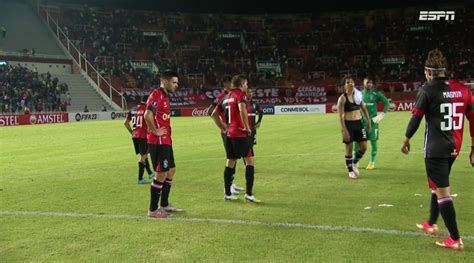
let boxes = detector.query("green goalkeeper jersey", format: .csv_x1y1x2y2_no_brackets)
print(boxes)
361,89,390,118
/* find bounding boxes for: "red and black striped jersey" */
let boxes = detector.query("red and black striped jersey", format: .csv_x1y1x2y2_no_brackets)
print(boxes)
219,88,248,138
146,88,172,145
125,102,148,139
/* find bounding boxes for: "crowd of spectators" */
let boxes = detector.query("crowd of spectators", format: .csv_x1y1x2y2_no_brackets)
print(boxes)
0,65,70,113
56,4,473,98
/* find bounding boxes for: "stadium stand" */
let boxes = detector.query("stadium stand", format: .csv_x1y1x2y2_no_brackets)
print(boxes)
0,65,68,113
31,3,474,109
57,5,472,84
0,1,117,112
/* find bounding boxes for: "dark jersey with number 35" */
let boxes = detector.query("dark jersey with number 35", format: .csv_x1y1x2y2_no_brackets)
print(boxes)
412,77,474,158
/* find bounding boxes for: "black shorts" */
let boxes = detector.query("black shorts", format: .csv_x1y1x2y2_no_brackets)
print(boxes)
148,144,175,173
225,136,253,159
221,131,227,150
425,158,455,189
343,120,367,144
133,137,148,155
251,131,257,145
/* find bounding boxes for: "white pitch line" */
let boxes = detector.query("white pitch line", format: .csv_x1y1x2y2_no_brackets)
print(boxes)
1,210,473,240
176,151,469,163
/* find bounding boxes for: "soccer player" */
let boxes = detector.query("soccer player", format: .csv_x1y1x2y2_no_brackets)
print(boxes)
145,70,183,218
124,96,154,184
246,88,263,147
401,49,474,251
211,74,261,203
337,76,371,179
209,76,244,195
353,77,390,170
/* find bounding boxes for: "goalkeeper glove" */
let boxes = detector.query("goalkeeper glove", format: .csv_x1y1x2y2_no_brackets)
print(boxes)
372,112,385,123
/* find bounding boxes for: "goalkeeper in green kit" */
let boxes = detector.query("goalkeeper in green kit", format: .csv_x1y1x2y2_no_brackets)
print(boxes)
354,77,390,170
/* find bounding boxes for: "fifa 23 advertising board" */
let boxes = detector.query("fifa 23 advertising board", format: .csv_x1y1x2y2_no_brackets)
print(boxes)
68,111,129,122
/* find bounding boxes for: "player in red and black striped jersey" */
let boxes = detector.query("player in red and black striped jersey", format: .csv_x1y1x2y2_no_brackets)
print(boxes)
124,96,153,184
211,75,261,203
401,49,474,251
144,70,183,218
209,75,244,194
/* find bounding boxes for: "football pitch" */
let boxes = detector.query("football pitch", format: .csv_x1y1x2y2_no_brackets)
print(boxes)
1,112,473,262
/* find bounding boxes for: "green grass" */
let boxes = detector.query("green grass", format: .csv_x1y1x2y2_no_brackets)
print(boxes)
1,112,473,262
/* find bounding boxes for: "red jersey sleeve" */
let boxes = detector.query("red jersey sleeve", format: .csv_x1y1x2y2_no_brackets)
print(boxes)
466,91,474,137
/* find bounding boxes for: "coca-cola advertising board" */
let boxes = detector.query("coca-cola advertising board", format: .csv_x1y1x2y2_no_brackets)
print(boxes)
180,107,211,117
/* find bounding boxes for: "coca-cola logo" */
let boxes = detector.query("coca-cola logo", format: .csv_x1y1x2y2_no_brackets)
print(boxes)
192,107,210,117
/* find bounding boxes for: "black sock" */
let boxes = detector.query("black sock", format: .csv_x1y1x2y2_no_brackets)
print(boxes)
345,155,353,172
145,158,152,174
224,167,233,196
138,162,145,180
230,166,236,185
149,180,163,212
438,196,460,240
245,165,254,196
428,190,439,225
160,179,172,207
353,150,364,164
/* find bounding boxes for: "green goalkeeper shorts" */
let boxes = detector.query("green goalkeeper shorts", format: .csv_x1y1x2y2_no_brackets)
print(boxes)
362,118,379,141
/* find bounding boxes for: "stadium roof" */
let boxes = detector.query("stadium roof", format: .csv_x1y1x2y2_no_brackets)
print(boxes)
50,0,468,14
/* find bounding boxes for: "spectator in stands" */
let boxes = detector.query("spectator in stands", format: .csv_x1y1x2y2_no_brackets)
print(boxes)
0,65,68,113
3,94,10,113
1,25,6,38
84,105,89,112
0,94,3,113
60,101,68,112
24,106,31,114
66,92,71,104
52,77,59,89
101,104,107,111
36,99,43,112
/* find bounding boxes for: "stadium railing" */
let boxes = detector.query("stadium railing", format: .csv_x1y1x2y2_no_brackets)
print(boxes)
34,5,127,110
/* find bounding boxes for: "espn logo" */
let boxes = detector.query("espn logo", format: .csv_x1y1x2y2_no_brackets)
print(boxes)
419,11,455,21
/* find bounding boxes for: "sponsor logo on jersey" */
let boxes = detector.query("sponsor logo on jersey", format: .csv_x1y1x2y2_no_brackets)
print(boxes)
162,113,171,120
